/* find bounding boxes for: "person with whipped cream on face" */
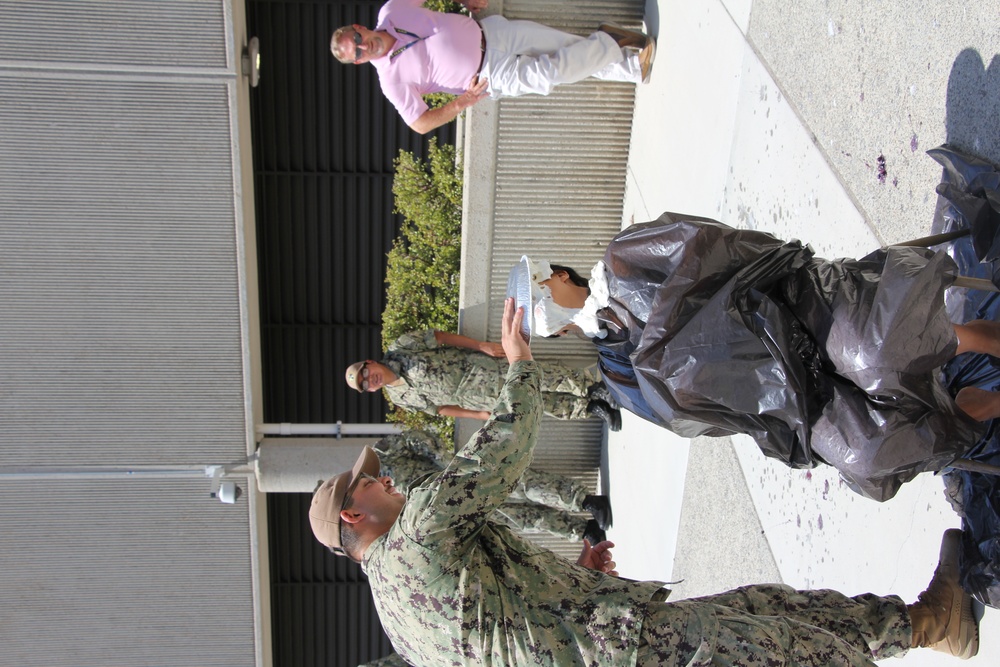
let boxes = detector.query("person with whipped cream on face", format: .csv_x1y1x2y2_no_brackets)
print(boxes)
512,257,661,429
515,211,1000,503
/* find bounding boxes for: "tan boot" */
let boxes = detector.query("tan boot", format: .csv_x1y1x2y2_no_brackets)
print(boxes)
908,529,979,659
597,23,656,83
637,38,656,83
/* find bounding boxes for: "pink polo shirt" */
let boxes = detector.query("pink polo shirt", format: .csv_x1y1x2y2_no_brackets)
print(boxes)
371,0,481,125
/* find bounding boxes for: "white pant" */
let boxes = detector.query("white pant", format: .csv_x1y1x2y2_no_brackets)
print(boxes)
478,15,641,98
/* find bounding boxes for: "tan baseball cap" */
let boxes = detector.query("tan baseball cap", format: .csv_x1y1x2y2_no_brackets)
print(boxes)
309,446,381,553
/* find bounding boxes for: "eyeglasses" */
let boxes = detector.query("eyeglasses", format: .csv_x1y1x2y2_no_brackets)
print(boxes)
341,472,377,512
356,361,370,392
352,30,363,61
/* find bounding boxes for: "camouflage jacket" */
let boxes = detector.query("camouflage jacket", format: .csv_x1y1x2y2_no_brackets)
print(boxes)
363,361,667,666
382,330,507,416
372,430,451,491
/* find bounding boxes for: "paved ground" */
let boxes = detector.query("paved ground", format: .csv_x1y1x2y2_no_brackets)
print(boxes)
607,1,1000,664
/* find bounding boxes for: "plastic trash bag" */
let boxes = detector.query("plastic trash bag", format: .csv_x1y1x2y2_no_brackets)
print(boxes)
592,212,983,501
934,145,1000,608
931,146,1000,267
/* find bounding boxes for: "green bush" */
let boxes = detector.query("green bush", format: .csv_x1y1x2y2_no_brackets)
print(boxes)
421,1,463,109
380,0,468,439
382,139,463,440
423,92,457,110
423,0,463,12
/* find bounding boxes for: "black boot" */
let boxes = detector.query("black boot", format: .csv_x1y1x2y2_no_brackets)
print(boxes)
582,494,613,530
587,382,618,408
587,399,622,431
582,519,606,545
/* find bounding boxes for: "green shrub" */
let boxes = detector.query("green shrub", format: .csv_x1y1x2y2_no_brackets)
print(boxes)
423,0,463,12
382,138,463,440
421,1,463,109
423,92,457,110
379,0,472,439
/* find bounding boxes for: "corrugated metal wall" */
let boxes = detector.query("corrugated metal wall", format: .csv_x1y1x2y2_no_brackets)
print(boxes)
2,479,257,667
0,0,228,67
461,0,644,558
0,2,258,665
483,0,643,345
0,76,248,463
268,492,393,667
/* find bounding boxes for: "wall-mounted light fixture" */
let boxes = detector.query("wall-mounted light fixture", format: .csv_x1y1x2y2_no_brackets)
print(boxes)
205,464,247,504
242,36,261,88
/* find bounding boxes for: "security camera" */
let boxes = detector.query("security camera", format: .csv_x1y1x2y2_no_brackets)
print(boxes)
211,481,242,504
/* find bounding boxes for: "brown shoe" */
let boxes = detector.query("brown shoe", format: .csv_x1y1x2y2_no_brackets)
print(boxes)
909,529,979,659
598,22,650,50
638,37,656,83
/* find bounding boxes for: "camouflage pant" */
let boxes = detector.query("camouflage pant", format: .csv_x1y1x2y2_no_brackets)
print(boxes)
503,465,590,541
536,360,596,420
494,503,588,541
637,584,910,666
511,467,588,510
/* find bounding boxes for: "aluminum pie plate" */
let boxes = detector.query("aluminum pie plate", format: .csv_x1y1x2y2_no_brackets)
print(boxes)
505,256,534,341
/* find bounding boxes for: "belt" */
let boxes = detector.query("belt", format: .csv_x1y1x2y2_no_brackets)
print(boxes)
476,26,487,74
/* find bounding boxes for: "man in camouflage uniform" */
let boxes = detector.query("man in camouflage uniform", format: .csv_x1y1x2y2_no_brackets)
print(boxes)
372,429,609,543
345,328,622,429
313,300,979,665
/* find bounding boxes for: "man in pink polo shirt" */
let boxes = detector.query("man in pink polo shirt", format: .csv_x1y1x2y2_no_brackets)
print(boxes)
331,0,655,134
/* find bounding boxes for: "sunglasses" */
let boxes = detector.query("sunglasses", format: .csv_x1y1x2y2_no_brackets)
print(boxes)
355,361,370,392
352,30,363,61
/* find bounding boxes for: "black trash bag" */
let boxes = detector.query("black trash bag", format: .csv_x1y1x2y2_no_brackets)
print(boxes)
930,145,1000,267
938,193,1000,606
594,213,984,502
928,145,1000,608
942,321,1000,608
943,430,1000,609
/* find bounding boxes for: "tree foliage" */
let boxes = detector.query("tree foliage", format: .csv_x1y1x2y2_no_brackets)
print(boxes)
379,0,468,437
423,0,463,12
382,139,463,438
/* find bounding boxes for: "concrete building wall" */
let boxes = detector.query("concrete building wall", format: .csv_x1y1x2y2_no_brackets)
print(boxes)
0,2,264,664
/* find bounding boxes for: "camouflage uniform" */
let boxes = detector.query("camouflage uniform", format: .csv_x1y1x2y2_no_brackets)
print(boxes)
638,585,911,666
382,330,596,419
363,362,914,666
357,654,409,667
373,430,590,541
